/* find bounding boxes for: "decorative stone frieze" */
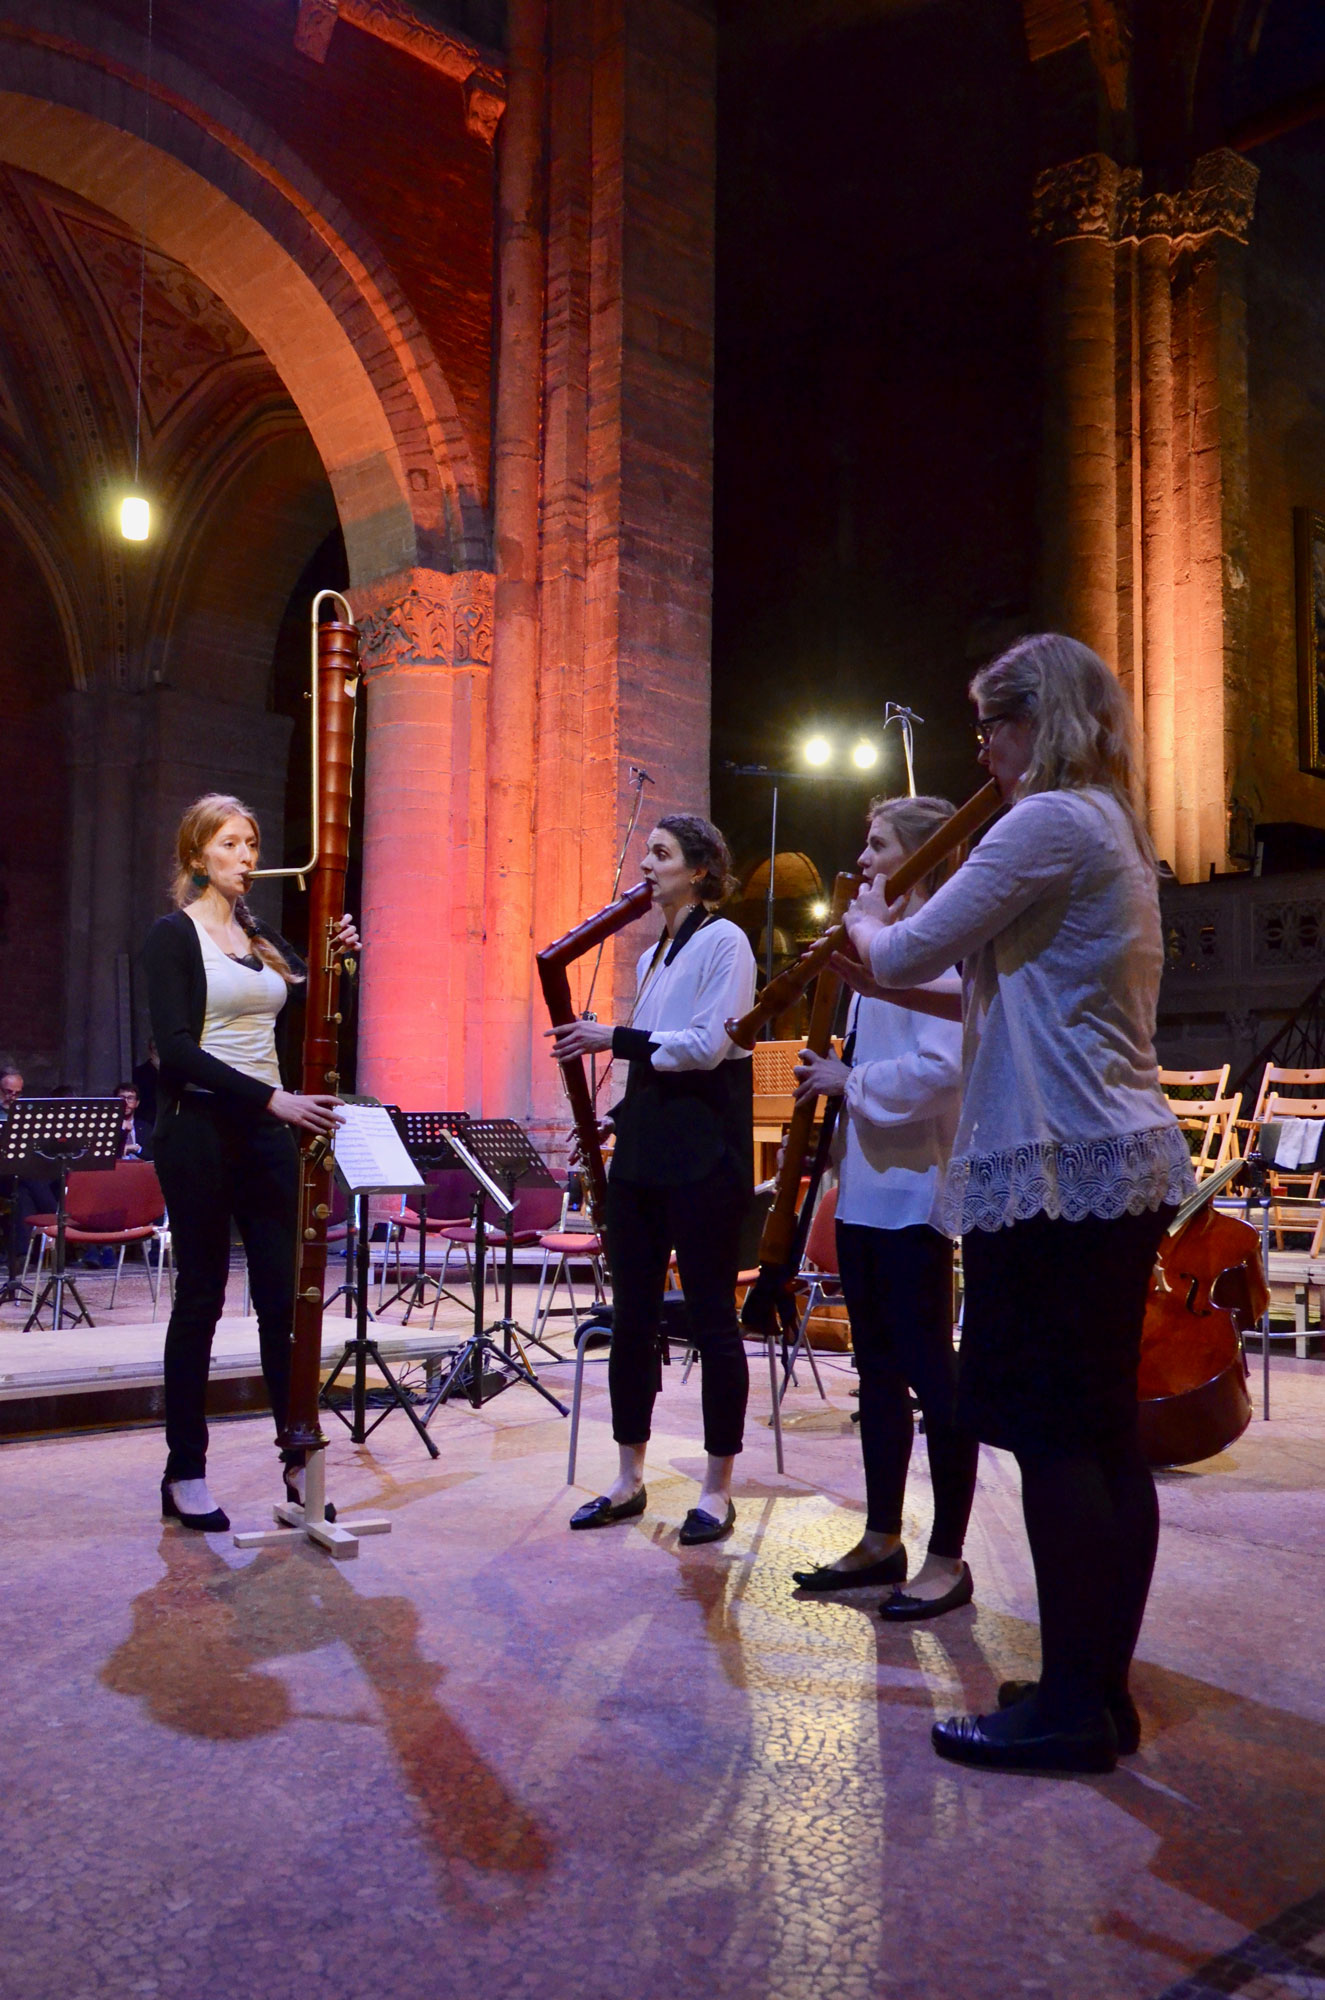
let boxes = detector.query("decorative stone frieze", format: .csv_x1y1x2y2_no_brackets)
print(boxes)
354,568,495,675
1034,150,1259,248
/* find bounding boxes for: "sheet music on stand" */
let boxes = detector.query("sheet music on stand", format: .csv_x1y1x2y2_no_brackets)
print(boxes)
332,1102,423,1195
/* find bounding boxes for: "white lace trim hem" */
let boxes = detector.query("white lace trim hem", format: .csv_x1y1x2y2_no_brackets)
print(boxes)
943,1122,1195,1235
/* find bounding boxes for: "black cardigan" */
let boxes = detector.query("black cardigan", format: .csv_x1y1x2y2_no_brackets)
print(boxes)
139,910,306,1129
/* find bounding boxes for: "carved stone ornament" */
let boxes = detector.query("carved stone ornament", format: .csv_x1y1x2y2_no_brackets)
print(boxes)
1031,155,1131,242
355,569,495,676
1183,148,1259,244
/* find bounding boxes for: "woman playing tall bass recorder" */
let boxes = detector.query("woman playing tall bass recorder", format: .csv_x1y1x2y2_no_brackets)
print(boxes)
844,633,1193,1775
549,814,756,1545
141,794,358,1533
790,794,978,1618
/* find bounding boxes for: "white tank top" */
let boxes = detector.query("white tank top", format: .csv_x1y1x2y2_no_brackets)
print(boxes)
188,910,287,1090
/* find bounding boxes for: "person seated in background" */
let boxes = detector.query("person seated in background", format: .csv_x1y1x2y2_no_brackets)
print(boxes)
0,1062,57,1283
115,1082,153,1161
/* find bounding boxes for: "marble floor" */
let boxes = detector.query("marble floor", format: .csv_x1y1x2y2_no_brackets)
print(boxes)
1,1350,1322,2000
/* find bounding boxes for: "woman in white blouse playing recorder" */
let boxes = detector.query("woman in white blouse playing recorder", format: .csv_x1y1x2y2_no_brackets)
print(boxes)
790,794,977,1618
844,633,1192,1776
550,815,756,1545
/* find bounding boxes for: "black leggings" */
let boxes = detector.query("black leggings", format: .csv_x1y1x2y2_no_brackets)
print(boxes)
154,1097,299,1483
604,1165,750,1458
835,1220,978,1558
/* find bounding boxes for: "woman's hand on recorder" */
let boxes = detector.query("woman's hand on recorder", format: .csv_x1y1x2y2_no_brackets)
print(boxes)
568,1116,615,1167
547,1019,615,1061
331,913,360,961
268,1089,345,1135
793,1050,849,1105
829,952,893,1002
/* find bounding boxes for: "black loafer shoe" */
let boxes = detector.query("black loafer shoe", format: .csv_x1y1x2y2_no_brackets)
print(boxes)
931,1708,1118,1774
878,1562,973,1622
569,1487,647,1530
792,1547,908,1593
997,1679,1141,1755
678,1500,736,1546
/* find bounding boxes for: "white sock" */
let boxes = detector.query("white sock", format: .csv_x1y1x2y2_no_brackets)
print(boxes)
170,1478,219,1517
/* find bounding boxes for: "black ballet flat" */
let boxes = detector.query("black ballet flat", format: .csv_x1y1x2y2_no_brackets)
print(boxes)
998,1679,1141,1755
931,1707,1118,1775
161,1479,230,1534
878,1562,974,1622
569,1488,647,1530
678,1500,736,1546
792,1547,909,1593
284,1477,337,1524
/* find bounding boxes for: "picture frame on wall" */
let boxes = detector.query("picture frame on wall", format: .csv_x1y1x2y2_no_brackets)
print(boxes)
1296,508,1325,776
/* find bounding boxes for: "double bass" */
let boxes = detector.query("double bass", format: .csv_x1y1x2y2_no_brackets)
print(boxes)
1138,1156,1265,1466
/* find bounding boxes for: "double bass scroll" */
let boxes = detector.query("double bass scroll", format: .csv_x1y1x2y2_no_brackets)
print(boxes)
537,881,655,1230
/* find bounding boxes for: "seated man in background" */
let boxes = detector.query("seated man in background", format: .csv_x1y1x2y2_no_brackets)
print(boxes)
116,1082,153,1161
0,1062,56,1285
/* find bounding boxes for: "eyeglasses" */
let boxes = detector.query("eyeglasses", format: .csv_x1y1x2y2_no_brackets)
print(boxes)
974,709,1023,749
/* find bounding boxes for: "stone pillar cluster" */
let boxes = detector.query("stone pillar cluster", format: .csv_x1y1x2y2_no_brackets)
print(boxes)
1032,148,1259,880
354,0,716,1135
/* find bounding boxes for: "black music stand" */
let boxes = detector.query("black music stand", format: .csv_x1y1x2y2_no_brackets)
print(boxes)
0,1099,122,1331
466,1119,565,1364
377,1110,474,1321
422,1122,569,1419
318,1099,440,1459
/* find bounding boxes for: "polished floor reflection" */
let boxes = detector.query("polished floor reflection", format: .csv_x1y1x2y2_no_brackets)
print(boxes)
1,1352,1322,2000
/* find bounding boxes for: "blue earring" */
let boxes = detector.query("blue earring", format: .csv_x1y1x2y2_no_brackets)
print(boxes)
191,869,208,889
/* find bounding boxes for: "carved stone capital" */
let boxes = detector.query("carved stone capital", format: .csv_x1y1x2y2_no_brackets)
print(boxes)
355,569,494,677
465,74,506,143
1183,148,1259,243
1031,154,1134,243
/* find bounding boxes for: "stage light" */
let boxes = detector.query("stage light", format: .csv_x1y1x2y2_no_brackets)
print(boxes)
852,739,879,770
802,734,831,767
120,495,150,541
810,899,829,921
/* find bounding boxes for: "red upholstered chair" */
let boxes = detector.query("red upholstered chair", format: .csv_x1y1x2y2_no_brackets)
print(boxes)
429,1179,565,1326
780,1185,839,1404
34,1160,166,1309
530,1193,607,1348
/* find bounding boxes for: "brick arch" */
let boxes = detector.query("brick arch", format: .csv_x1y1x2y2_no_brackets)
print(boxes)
0,21,487,583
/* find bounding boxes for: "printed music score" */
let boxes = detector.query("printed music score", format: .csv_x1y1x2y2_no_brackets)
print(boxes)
332,1102,424,1194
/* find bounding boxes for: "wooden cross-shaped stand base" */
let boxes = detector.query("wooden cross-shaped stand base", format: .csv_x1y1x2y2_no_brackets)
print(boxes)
233,1448,391,1561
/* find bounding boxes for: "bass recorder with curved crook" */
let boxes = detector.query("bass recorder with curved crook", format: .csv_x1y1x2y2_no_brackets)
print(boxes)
536,881,655,1234
235,592,384,1556
729,781,1000,1339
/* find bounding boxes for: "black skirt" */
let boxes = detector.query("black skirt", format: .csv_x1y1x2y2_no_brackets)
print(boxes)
958,1205,1174,1456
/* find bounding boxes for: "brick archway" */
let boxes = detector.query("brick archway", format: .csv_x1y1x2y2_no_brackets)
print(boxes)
0,22,486,583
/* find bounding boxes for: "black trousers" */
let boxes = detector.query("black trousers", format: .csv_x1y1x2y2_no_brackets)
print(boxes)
154,1097,299,1483
835,1220,978,1557
604,1164,750,1458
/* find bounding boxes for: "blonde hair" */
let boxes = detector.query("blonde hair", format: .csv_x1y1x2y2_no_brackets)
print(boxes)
172,793,299,985
970,633,1154,863
865,793,957,899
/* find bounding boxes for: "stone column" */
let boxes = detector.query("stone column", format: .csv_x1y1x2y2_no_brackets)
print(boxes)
483,0,546,1120
1032,155,1129,669
1137,212,1178,867
356,570,493,1110
1171,150,1258,881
